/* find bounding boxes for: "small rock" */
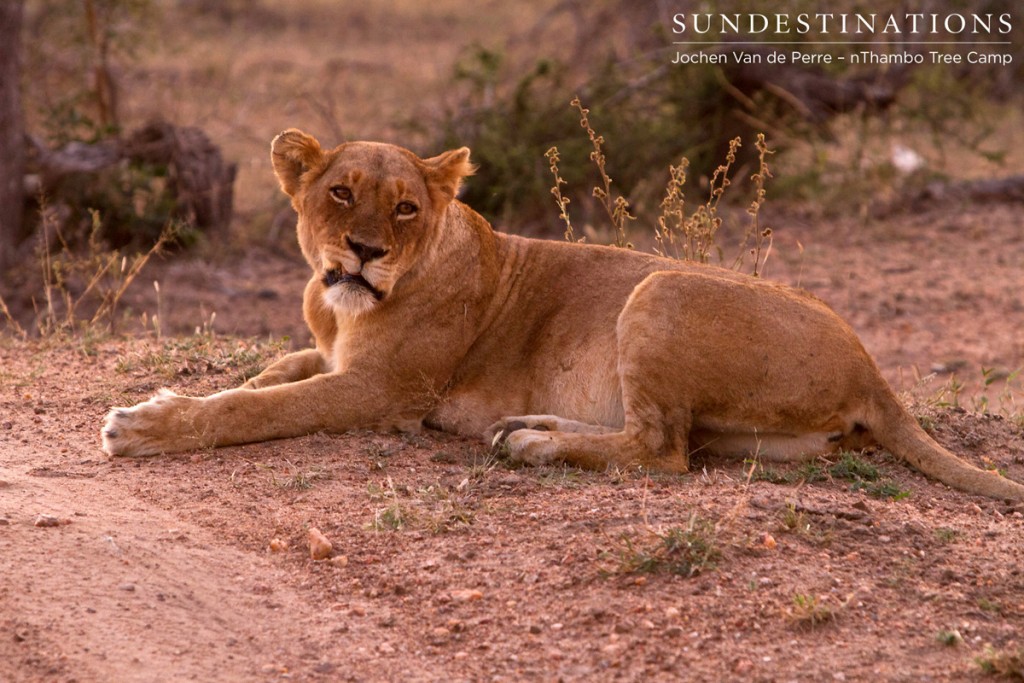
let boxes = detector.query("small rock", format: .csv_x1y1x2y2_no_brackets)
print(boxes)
308,527,333,560
665,626,683,637
450,588,483,602
665,606,681,619
118,583,136,592
330,555,349,568
377,642,395,655
0,518,10,526
430,626,451,642
733,659,754,674
268,538,287,553
33,514,60,528
761,533,777,550
529,624,542,634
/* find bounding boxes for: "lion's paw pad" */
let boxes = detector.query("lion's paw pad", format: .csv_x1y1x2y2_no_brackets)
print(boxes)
101,390,187,457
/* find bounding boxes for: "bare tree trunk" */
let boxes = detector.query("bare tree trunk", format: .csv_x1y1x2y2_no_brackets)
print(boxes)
0,0,25,273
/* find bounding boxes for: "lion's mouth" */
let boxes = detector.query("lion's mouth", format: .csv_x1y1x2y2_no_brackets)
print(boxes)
323,268,384,301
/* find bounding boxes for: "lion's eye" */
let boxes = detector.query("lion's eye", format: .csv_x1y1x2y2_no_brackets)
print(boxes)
396,201,418,218
330,186,353,205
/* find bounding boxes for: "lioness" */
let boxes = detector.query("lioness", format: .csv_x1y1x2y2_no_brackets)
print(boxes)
102,129,1024,502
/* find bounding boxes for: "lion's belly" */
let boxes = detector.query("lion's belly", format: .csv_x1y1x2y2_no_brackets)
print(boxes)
426,349,625,438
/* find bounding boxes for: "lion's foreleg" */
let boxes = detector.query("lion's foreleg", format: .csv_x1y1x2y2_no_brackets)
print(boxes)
241,349,328,389
102,373,389,456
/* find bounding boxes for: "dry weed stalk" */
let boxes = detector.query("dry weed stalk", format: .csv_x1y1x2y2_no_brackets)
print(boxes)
35,200,178,336
655,137,739,264
0,295,28,338
570,96,635,248
544,146,577,242
546,99,776,277
733,133,775,277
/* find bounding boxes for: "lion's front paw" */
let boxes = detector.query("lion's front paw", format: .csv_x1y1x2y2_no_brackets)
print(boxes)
101,390,202,457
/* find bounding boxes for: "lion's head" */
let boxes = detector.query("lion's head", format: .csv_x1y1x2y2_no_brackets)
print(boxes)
271,130,474,315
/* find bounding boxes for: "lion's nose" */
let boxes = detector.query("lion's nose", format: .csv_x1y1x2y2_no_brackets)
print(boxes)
346,236,388,263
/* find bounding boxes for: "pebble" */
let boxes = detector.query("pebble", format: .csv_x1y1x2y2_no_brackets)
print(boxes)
450,588,483,602
118,583,136,592
307,527,333,560
33,514,60,527
268,538,287,553
330,555,349,568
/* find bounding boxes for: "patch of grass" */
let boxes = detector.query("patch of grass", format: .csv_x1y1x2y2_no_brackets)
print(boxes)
751,453,910,500
936,629,964,647
976,645,1024,678
274,462,328,490
369,478,409,531
606,515,719,579
416,483,476,534
786,593,840,630
373,502,407,531
779,503,811,535
828,453,879,481
115,335,286,384
537,466,583,488
829,453,911,500
367,477,475,534
935,527,961,544
978,597,1003,616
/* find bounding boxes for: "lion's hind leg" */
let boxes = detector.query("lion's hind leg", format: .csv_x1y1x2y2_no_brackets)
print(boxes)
490,409,691,475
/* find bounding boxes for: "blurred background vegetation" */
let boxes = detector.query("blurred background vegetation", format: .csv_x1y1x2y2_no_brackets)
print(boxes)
3,0,1023,256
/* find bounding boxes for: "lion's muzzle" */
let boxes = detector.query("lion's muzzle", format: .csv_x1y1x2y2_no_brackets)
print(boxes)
323,268,384,301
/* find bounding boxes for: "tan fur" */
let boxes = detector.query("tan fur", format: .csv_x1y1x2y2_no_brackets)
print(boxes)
101,131,1024,502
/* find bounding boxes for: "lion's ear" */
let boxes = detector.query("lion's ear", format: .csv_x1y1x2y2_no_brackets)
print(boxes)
422,147,475,203
271,129,324,197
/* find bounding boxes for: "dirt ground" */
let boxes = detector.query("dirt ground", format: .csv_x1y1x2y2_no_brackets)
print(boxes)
5,3,1024,680
2,197,1024,683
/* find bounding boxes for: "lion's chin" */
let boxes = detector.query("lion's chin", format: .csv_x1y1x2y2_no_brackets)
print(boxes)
322,283,380,316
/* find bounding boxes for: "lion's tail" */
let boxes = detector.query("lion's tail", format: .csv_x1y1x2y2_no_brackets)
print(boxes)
868,393,1024,502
